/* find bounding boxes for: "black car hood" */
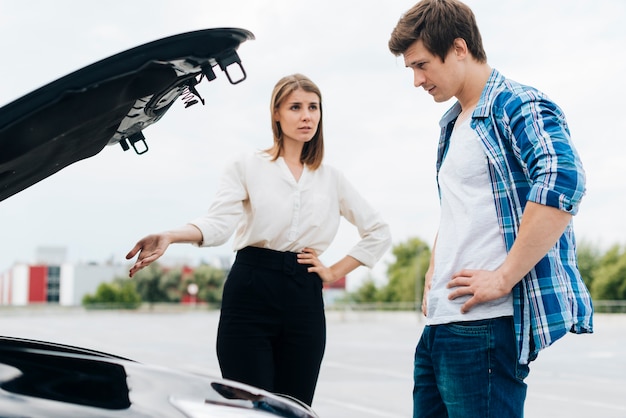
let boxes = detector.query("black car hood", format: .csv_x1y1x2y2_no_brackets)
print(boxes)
0,28,254,202
0,336,318,417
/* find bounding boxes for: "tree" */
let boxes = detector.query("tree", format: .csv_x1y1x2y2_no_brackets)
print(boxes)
350,278,379,304
82,279,141,309
161,268,184,302
577,239,602,290
381,237,431,304
182,264,226,305
133,263,171,304
591,244,626,300
349,237,431,306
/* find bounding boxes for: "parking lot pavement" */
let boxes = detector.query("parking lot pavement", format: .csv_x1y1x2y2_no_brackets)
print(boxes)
0,307,624,417
316,311,626,418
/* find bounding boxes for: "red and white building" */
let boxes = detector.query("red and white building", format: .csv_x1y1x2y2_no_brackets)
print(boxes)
0,247,127,306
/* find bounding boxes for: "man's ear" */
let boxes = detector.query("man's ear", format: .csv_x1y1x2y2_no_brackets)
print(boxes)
453,38,469,59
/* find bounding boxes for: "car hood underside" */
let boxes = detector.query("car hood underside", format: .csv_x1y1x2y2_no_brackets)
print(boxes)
0,28,254,202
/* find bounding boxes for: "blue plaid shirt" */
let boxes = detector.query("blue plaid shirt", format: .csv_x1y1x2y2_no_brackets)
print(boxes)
436,69,593,364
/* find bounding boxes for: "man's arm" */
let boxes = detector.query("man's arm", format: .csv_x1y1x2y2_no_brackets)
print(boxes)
447,202,572,313
422,233,437,316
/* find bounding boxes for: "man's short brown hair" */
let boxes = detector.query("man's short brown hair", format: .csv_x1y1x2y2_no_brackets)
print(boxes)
388,0,487,63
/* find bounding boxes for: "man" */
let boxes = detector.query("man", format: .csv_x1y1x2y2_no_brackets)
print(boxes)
388,1,593,417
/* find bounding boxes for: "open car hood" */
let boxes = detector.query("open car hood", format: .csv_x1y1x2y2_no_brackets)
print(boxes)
0,28,254,202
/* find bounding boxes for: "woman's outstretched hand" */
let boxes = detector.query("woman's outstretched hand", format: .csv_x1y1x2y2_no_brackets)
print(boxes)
126,233,172,277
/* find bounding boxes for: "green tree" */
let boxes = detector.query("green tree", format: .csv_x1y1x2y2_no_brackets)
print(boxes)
82,279,141,309
348,237,431,306
161,268,184,302
577,240,602,290
380,237,431,304
133,263,170,304
350,278,379,304
182,264,226,305
591,244,626,300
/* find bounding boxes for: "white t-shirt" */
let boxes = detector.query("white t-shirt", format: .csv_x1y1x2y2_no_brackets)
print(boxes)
426,118,513,325
190,151,391,268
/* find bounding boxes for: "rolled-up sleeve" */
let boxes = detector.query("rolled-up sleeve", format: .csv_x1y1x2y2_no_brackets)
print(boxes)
337,172,392,268
509,93,586,215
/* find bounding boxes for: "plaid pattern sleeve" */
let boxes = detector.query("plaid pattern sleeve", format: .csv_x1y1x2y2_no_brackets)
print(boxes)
436,69,593,364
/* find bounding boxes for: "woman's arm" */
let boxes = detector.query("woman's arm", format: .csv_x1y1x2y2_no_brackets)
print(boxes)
297,249,362,283
126,224,203,277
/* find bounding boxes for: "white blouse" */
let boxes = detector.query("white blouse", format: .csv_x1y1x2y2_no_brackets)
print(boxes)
190,151,391,268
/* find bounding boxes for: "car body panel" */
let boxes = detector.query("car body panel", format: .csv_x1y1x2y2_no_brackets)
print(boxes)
0,336,318,417
0,27,254,203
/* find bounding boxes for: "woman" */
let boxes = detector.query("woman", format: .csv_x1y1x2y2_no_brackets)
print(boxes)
126,74,391,405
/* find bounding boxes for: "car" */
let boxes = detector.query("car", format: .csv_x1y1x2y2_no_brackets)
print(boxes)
0,335,318,417
0,28,318,418
0,27,252,202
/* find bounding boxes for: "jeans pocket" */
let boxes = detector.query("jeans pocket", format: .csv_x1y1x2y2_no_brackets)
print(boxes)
444,321,489,337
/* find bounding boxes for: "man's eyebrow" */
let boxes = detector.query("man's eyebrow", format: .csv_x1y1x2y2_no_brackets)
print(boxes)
406,59,425,68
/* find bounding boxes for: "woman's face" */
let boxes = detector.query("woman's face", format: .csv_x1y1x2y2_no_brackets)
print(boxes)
274,88,320,146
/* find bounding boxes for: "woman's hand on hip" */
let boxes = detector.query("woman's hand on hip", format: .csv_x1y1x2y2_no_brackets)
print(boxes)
298,247,335,283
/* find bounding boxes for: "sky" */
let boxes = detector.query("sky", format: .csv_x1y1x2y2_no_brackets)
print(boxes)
1,0,625,289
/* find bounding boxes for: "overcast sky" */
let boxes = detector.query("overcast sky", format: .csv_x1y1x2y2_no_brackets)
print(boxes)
1,0,624,288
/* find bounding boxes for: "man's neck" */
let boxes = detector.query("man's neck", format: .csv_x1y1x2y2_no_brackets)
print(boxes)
458,63,492,111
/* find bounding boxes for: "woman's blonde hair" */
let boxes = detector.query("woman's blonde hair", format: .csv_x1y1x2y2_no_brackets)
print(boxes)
266,74,324,170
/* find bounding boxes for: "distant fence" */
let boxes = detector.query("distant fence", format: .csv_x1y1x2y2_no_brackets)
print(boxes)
3,300,625,313
327,300,626,314
592,300,626,313
326,302,420,311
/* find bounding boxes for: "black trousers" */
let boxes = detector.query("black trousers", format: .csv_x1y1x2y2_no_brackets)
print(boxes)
216,246,326,406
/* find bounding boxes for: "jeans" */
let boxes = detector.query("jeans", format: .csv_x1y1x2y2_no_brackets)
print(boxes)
413,316,529,418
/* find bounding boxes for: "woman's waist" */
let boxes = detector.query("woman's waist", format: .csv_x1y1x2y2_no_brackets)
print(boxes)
234,246,310,275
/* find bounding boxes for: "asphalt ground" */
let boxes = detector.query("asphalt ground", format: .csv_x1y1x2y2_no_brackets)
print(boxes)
0,308,624,417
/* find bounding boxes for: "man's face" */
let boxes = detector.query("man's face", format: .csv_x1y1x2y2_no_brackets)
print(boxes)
403,39,461,103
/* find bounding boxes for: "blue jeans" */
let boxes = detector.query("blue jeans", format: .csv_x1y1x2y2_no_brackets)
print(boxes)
413,316,529,418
